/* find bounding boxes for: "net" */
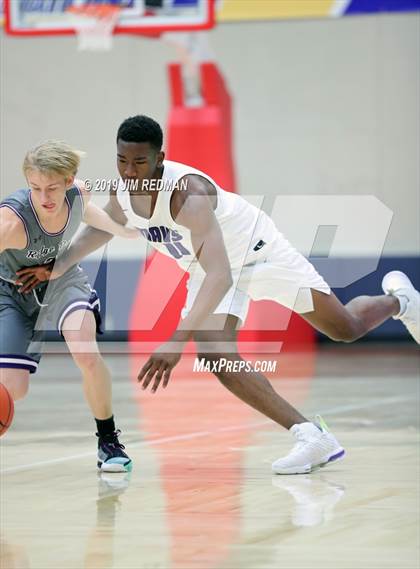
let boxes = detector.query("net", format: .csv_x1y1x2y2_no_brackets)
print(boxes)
66,4,122,52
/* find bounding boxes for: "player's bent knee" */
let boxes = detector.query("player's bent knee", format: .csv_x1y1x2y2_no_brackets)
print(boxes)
9,378,29,400
61,310,97,342
71,351,101,373
194,336,237,356
0,369,30,400
196,352,225,366
195,334,239,378
196,352,242,383
63,316,100,371
327,322,364,343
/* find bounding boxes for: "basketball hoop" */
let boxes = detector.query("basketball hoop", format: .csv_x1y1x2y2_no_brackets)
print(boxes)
66,4,122,52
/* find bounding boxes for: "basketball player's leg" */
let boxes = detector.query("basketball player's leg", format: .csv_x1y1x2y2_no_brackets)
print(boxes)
302,289,399,342
303,271,420,343
60,306,132,472
186,267,314,427
45,275,112,419
0,294,40,400
243,231,418,342
61,309,112,420
194,314,307,429
183,272,306,428
0,368,29,401
193,313,344,474
45,275,131,470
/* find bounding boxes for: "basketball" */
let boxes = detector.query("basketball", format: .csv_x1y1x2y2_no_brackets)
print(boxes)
0,383,14,436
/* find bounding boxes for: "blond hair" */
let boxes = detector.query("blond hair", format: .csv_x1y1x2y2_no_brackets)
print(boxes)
23,140,85,179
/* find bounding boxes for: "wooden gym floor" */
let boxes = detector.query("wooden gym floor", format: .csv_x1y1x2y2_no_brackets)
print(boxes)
0,343,419,569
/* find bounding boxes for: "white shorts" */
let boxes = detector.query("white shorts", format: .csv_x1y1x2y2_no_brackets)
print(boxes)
182,233,331,323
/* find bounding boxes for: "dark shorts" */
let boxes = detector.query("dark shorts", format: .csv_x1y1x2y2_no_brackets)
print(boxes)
0,267,101,374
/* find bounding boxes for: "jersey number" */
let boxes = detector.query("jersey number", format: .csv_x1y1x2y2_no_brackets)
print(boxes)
164,242,191,259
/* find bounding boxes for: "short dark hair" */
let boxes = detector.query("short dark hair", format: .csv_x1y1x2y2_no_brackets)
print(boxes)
117,115,163,151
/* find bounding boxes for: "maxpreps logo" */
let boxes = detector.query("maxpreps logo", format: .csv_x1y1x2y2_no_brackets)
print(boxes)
193,358,277,373
139,226,191,259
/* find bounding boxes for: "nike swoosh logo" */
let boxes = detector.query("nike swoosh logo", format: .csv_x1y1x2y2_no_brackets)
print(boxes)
253,240,266,251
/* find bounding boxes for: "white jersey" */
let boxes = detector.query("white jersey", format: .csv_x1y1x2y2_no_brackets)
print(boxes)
117,160,278,271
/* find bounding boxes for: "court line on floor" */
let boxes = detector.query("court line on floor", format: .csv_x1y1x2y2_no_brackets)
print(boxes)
0,394,414,475
317,393,414,415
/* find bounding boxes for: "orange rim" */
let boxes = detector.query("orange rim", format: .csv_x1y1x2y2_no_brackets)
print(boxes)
66,4,121,19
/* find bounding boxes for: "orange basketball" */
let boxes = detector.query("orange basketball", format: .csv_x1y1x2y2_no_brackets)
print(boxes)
0,383,14,436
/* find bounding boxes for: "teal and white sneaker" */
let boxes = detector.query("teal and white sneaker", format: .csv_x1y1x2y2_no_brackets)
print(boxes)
382,271,420,344
97,430,133,473
272,416,345,475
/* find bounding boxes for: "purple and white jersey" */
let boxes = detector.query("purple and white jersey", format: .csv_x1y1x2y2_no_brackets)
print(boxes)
117,160,278,272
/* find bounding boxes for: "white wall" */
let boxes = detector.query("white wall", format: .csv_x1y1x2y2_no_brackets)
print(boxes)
1,13,418,256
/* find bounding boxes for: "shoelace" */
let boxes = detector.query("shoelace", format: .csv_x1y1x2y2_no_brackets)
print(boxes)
97,429,126,450
288,429,309,455
289,417,329,457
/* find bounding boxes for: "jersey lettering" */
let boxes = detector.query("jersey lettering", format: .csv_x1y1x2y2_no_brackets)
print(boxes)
139,226,191,259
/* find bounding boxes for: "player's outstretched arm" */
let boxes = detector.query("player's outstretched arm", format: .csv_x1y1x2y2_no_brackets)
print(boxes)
82,200,139,239
57,191,130,271
16,192,128,292
138,177,233,392
172,181,233,339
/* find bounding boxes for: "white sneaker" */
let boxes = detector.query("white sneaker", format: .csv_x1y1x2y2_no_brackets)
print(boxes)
272,416,345,475
382,271,420,344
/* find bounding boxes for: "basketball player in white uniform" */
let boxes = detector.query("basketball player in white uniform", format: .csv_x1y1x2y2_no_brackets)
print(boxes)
17,116,420,475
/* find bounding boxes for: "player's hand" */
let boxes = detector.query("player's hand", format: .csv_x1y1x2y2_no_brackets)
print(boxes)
16,263,55,293
138,343,183,393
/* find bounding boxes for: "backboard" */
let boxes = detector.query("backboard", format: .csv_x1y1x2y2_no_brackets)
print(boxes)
4,0,215,36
